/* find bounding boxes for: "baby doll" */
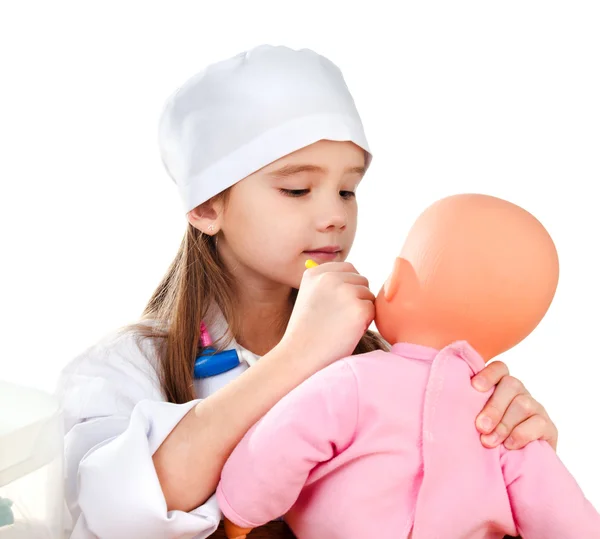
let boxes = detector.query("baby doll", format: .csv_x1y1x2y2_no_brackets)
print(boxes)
217,193,600,538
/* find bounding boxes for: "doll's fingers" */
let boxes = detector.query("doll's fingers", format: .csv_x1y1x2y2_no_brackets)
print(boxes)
471,360,509,392
480,392,540,447
475,375,528,435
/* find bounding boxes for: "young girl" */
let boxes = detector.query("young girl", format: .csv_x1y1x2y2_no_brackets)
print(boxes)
57,44,559,539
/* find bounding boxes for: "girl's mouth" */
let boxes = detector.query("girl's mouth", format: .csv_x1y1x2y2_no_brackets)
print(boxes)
304,246,342,262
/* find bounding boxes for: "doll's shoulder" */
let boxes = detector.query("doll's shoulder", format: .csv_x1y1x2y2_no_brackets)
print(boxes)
342,348,396,375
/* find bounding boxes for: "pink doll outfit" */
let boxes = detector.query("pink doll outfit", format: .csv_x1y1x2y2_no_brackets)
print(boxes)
217,341,600,538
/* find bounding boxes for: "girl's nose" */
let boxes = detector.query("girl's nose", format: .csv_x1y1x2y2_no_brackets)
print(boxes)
316,199,348,232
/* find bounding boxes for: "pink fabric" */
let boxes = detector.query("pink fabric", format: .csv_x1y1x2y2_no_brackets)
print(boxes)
216,341,600,538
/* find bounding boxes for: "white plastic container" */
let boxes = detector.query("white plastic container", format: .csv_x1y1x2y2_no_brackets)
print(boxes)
0,380,64,539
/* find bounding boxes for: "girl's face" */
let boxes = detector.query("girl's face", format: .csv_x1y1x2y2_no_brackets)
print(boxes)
217,140,366,289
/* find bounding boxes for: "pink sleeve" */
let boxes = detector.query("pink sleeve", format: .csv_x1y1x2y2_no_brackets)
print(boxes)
501,440,600,538
216,359,358,529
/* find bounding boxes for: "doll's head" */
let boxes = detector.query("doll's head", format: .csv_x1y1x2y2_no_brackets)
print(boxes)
374,194,559,362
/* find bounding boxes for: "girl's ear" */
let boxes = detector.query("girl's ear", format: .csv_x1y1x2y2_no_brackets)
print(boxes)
187,197,225,235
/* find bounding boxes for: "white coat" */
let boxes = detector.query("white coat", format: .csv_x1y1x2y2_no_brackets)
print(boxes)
56,310,259,539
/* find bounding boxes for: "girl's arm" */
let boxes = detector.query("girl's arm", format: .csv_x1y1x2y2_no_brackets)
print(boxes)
153,342,321,512
154,262,375,512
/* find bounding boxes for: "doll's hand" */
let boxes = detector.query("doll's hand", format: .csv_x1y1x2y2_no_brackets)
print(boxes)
223,518,252,539
471,361,558,451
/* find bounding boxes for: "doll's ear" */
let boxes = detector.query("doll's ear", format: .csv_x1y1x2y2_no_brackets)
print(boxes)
383,257,419,304
383,257,402,301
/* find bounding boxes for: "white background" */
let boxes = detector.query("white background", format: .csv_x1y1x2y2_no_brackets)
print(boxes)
1,1,599,510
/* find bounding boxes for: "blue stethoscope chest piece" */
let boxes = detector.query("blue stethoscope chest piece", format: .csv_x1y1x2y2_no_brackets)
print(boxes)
194,347,241,378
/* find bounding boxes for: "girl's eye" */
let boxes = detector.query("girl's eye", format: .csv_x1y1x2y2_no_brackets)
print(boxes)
280,189,310,197
340,191,356,199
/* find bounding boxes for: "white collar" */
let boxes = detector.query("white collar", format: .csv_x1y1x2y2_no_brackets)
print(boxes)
204,305,260,368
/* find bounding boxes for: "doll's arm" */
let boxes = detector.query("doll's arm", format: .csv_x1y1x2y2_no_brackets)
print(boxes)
216,359,358,531
501,440,600,538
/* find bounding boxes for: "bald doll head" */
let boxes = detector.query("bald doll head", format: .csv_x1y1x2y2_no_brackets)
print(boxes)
374,194,559,361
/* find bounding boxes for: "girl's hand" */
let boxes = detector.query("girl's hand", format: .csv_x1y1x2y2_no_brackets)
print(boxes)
472,361,558,451
280,262,375,377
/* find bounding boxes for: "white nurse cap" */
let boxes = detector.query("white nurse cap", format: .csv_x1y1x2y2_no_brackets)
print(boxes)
158,44,372,213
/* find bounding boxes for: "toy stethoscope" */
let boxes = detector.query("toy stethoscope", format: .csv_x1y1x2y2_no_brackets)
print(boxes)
194,322,241,378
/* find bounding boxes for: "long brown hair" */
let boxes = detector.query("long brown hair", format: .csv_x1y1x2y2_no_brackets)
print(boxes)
124,192,389,404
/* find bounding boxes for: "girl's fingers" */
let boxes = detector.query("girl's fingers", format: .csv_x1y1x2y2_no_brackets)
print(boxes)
471,360,510,392
501,413,558,451
480,392,543,448
475,375,528,435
